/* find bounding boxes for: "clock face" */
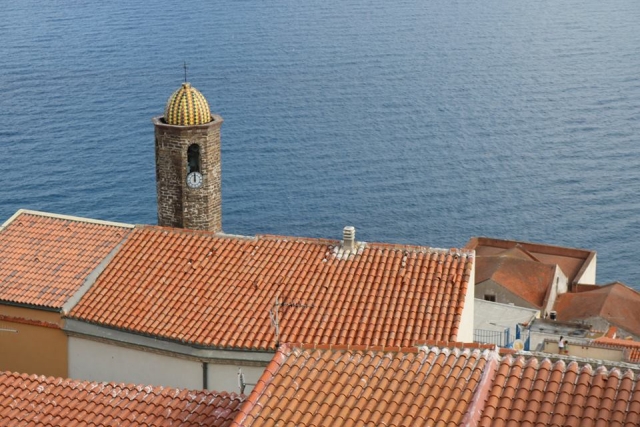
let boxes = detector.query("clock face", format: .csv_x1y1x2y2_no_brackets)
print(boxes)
187,171,203,189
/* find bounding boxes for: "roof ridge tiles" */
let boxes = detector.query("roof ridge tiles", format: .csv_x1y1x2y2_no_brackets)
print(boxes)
459,348,501,426
519,350,640,374
258,234,341,246
467,236,594,257
609,367,622,379
581,364,594,375
201,228,469,251
294,344,410,353
289,341,496,354
551,357,567,372
1,209,134,232
135,227,474,258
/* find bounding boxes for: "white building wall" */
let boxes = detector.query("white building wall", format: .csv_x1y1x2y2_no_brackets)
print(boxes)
69,337,202,389
474,299,539,333
543,266,569,317
69,336,270,393
575,253,597,284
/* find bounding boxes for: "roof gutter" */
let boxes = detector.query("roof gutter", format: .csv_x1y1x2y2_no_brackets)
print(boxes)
0,299,60,313
64,318,275,365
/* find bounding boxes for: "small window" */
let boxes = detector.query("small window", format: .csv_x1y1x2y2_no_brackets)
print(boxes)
187,144,201,173
484,294,496,302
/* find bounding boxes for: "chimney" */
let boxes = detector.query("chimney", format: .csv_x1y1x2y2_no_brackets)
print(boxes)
342,226,356,252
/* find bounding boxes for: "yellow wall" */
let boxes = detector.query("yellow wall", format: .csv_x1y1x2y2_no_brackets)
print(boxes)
0,305,68,378
544,341,623,362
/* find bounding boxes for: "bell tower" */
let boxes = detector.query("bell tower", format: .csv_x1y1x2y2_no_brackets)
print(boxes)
153,82,223,232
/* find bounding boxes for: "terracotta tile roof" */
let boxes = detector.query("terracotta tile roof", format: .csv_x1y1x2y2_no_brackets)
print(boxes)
491,246,540,262
0,210,132,309
231,345,640,426
554,282,640,337
593,337,640,363
478,355,640,426
231,344,497,426
0,371,244,426
467,237,596,284
476,250,556,308
69,226,473,349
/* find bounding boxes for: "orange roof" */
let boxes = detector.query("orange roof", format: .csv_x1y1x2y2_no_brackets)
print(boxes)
231,345,640,426
69,226,473,349
232,344,495,426
593,337,640,363
478,355,640,426
0,210,132,309
467,237,595,284
476,248,556,308
554,282,640,337
0,371,244,426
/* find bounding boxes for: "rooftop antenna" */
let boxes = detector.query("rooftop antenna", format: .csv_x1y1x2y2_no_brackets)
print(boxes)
237,368,256,395
183,61,188,83
238,369,246,394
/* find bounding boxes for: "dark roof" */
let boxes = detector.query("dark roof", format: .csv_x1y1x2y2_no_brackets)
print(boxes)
555,282,640,337
475,247,556,308
467,237,595,284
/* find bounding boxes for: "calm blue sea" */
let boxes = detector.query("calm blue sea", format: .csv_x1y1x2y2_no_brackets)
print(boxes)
1,0,639,286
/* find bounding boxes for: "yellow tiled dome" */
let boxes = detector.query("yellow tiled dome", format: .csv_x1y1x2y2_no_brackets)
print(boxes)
164,83,212,126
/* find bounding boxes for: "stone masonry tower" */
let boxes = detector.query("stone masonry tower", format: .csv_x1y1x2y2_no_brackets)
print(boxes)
153,83,223,232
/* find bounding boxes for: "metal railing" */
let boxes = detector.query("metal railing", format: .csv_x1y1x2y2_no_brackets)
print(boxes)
474,328,510,347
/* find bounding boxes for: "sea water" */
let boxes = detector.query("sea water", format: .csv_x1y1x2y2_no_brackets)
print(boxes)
0,0,639,285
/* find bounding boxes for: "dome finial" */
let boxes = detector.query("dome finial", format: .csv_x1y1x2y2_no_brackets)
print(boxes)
183,61,188,84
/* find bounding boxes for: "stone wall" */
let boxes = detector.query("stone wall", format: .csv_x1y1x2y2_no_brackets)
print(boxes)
153,115,223,232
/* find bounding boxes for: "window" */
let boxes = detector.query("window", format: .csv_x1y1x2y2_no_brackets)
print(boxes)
484,294,496,302
187,144,201,173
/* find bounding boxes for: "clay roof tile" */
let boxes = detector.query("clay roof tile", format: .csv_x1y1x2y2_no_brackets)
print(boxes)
69,227,473,349
555,283,640,337
0,371,243,427
232,344,489,426
0,211,132,308
474,354,640,427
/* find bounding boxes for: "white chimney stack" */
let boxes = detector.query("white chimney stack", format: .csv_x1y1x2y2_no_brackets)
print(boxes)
342,226,356,252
